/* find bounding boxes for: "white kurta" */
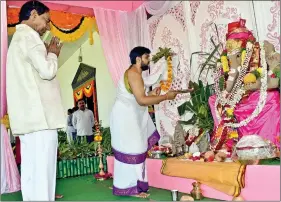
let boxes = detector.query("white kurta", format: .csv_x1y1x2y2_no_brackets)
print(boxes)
6,24,65,135
72,109,94,136
6,24,65,201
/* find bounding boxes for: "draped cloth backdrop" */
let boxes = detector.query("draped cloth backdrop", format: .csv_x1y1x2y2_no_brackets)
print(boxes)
94,5,151,86
1,0,21,194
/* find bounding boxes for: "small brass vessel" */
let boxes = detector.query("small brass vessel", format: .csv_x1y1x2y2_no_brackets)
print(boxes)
190,181,203,200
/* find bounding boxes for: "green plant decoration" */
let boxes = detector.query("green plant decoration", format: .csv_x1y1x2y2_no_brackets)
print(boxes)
189,23,223,80
58,125,112,160
58,130,67,143
152,47,174,63
101,127,112,154
177,80,214,132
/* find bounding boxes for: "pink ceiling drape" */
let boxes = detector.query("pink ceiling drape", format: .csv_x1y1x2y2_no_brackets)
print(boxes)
94,5,151,86
1,0,21,194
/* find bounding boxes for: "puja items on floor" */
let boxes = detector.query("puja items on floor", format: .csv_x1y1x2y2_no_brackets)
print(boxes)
149,145,171,159
190,181,203,200
232,134,278,165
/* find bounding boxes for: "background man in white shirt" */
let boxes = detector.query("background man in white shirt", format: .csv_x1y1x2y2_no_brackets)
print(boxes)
6,1,64,201
72,99,95,143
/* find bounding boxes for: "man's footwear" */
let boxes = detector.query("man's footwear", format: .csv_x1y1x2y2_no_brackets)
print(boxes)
55,194,64,199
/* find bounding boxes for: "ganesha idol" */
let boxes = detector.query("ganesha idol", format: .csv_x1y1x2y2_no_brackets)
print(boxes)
207,19,280,160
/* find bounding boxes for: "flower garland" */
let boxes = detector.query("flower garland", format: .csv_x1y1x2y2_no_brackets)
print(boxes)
7,8,98,44
214,41,268,128
159,56,173,92
152,47,174,92
50,17,95,44
215,42,254,108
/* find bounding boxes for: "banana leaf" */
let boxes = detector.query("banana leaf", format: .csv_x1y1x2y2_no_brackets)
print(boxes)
178,102,188,116
185,101,197,114
205,85,211,101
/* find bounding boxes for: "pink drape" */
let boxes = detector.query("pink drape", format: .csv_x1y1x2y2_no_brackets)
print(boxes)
1,0,21,194
209,91,280,147
94,5,151,86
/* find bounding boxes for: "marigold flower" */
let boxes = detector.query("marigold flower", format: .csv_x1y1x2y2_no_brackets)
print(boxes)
243,73,257,84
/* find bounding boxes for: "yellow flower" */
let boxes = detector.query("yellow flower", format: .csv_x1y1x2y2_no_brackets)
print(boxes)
226,108,234,116
228,131,238,139
221,56,229,72
160,55,173,92
241,50,246,66
256,67,263,76
94,135,102,142
243,73,257,84
0,114,10,129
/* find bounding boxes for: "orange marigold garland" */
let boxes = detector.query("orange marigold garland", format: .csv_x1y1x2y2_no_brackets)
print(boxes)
159,56,173,91
7,7,98,44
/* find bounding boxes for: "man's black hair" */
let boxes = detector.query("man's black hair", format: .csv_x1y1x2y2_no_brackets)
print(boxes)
19,0,50,22
67,109,73,114
129,46,151,65
77,99,85,103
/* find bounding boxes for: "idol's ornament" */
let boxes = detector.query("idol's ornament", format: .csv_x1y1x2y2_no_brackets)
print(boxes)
208,19,280,163
93,121,112,180
7,8,98,45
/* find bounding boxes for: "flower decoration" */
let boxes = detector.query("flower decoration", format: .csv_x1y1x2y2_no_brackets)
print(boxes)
228,131,239,139
226,108,234,118
220,50,229,73
256,67,263,76
160,56,173,91
152,47,174,92
7,7,98,44
0,114,10,129
241,48,247,66
94,135,103,142
243,73,257,84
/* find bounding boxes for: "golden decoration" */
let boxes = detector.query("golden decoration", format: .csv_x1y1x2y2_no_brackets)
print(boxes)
94,135,103,142
226,39,243,53
1,114,10,129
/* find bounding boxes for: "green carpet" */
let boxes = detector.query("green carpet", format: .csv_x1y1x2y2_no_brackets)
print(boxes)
0,175,218,201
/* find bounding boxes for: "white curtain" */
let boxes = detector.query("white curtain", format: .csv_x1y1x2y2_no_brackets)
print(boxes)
94,5,151,86
253,1,280,51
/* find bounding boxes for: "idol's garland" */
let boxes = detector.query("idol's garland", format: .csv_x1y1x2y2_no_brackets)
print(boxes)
213,41,268,128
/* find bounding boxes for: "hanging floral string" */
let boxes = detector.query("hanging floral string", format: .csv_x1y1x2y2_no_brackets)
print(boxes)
7,7,98,44
152,47,174,92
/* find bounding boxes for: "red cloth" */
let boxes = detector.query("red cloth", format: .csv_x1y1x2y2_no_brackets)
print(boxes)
15,137,21,165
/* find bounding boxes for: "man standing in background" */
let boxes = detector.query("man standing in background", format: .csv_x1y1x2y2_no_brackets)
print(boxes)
66,109,75,143
6,0,64,201
72,99,95,143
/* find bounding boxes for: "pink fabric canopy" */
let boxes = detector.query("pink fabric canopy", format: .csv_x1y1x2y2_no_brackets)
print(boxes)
7,0,145,13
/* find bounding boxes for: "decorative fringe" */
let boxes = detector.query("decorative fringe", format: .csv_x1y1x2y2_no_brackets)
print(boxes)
8,16,98,45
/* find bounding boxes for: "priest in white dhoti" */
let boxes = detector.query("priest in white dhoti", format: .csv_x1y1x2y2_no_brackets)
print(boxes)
110,47,188,198
6,1,64,201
